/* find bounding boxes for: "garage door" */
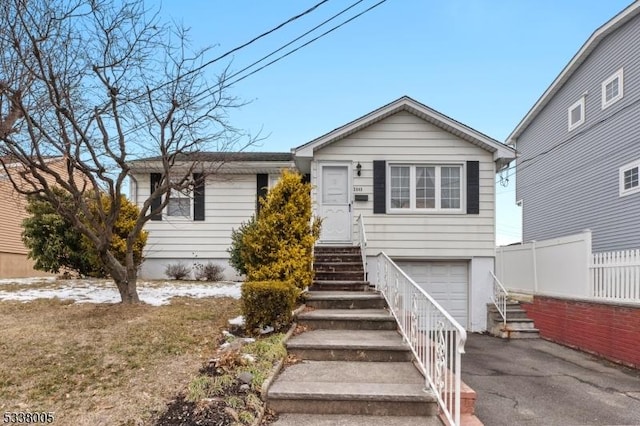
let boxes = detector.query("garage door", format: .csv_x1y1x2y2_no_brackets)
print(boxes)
395,261,469,328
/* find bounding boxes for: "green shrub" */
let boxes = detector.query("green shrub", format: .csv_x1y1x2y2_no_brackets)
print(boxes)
237,170,321,290
227,215,256,276
241,281,298,333
22,190,147,277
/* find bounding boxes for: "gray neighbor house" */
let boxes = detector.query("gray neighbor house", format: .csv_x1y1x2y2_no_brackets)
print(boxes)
507,1,640,252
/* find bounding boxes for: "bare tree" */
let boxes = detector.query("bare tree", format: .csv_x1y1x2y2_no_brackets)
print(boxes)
0,0,253,303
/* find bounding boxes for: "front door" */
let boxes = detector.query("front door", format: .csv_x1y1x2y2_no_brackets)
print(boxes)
319,164,351,242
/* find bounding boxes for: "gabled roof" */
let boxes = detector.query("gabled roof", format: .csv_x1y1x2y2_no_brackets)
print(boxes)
507,1,640,145
293,96,515,164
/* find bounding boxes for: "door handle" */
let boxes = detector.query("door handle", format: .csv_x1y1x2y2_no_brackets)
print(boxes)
349,203,351,212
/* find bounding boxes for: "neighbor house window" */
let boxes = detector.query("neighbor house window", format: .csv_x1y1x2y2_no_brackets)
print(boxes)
602,68,624,109
620,159,640,197
568,97,585,131
167,183,191,217
388,164,462,212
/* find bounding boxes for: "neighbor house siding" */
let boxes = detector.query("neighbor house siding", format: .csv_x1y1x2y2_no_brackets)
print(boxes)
135,173,257,260
516,15,640,252
0,178,28,256
312,110,495,258
0,159,74,278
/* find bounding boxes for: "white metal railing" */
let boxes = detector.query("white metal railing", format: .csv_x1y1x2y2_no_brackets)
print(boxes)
374,253,467,426
591,249,640,302
356,214,367,280
490,271,508,327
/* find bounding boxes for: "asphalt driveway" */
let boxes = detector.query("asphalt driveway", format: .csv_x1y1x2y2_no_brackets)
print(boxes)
462,333,640,426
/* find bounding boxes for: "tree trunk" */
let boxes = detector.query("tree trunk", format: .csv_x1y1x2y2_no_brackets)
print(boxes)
103,250,141,304
114,277,140,304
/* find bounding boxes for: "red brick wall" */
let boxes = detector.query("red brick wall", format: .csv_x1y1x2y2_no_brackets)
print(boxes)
521,296,640,369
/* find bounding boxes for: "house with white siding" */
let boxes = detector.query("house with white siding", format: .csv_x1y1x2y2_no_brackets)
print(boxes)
508,1,640,252
129,96,515,331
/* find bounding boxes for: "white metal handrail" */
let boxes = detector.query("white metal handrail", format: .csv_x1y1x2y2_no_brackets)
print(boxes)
490,271,508,327
374,252,467,426
356,214,367,281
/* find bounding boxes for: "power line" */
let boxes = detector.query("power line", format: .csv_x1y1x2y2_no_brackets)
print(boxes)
116,0,389,143
135,0,332,100
226,0,389,87
504,94,640,178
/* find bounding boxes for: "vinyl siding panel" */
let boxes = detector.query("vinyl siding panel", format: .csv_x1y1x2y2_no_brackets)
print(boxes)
135,173,257,258
0,179,28,255
516,15,640,251
312,110,496,258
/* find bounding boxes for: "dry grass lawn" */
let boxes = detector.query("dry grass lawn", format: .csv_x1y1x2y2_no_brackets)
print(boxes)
0,296,240,425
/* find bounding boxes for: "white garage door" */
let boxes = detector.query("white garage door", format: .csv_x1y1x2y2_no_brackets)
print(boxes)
395,260,469,328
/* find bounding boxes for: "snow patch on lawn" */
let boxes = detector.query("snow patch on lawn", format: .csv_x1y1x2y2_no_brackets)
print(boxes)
0,278,241,305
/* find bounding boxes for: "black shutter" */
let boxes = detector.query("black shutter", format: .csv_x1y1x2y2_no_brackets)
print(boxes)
256,173,268,215
302,173,311,184
373,160,386,214
466,161,480,214
150,173,162,221
193,173,205,221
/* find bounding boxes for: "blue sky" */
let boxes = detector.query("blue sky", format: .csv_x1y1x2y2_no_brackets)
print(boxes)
158,0,633,245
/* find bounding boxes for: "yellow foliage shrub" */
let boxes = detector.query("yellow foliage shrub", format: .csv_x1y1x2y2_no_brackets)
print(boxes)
241,170,321,290
241,281,299,332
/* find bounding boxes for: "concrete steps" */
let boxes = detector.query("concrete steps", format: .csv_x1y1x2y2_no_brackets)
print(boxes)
305,291,386,310
297,309,397,330
310,280,370,291
270,413,442,426
266,245,442,421
286,329,412,362
487,301,540,339
312,245,367,290
267,361,437,416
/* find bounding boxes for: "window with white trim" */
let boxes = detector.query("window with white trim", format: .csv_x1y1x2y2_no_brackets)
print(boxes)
167,182,192,218
568,97,585,131
388,164,462,212
602,68,624,109
620,159,640,197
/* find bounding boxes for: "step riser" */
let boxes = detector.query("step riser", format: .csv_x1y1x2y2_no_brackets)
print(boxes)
313,263,364,274
505,321,536,328
314,256,363,264
310,284,369,292
299,318,397,331
287,348,413,362
489,312,530,320
268,399,437,417
315,272,366,281
498,330,540,339
314,247,361,253
306,299,387,309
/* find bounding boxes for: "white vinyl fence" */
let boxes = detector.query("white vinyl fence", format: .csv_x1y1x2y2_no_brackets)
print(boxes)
496,230,640,304
591,249,640,301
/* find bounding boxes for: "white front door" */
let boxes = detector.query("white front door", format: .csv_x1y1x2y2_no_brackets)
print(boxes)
319,164,351,242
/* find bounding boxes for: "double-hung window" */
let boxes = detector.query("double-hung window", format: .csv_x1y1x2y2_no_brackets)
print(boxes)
619,159,640,197
602,68,624,109
389,164,462,212
167,182,191,218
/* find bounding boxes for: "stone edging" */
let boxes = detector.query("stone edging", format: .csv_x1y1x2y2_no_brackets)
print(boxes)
251,304,305,426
